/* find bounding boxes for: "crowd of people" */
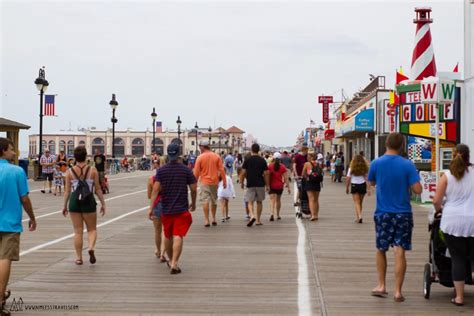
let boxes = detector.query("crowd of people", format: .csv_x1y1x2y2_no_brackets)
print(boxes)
1,132,473,315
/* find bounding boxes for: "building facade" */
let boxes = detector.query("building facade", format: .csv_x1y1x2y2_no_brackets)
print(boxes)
29,126,245,158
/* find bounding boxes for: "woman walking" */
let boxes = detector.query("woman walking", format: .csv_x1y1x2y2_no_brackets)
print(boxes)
433,144,474,306
218,174,235,222
63,146,106,265
147,158,167,262
346,154,370,223
302,153,324,221
268,152,290,221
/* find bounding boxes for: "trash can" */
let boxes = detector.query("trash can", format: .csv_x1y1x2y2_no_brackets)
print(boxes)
18,159,29,177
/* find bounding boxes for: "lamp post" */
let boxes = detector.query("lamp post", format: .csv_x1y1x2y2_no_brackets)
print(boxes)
109,94,118,158
218,132,222,154
34,67,49,177
194,122,199,154
237,136,241,153
208,126,212,148
176,115,182,154
151,107,157,154
231,136,235,153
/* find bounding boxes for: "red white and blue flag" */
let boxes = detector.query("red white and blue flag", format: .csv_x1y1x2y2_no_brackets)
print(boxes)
44,95,55,116
156,121,162,132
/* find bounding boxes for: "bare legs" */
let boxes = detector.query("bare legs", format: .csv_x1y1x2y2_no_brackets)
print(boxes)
202,202,217,225
373,247,406,300
352,193,365,222
306,191,320,220
0,259,11,305
269,194,282,219
165,236,183,270
221,199,229,221
152,218,165,259
248,201,263,224
70,212,97,261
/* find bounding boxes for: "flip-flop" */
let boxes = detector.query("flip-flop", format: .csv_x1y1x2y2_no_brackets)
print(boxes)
170,267,182,275
75,259,83,265
160,256,168,263
256,223,263,226
393,296,405,302
212,222,217,226
451,298,464,306
247,218,256,227
277,217,281,220
88,250,96,264
204,224,210,227
371,290,388,297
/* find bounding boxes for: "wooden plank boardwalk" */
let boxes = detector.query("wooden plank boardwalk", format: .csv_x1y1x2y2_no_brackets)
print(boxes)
4,171,472,315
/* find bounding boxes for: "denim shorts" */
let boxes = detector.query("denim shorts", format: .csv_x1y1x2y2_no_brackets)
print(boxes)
374,213,413,251
153,202,163,219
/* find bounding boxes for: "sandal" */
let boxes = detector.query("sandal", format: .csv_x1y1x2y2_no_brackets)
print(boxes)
211,222,217,226
451,298,464,306
75,259,83,265
393,296,405,302
269,215,274,222
277,217,281,220
204,223,210,227
88,250,96,264
159,256,168,263
247,218,256,227
370,290,387,297
170,267,182,275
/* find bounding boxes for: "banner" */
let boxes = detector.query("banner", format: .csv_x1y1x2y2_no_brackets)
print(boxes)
419,171,437,203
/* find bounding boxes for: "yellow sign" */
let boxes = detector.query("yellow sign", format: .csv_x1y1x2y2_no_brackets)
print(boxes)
408,122,446,140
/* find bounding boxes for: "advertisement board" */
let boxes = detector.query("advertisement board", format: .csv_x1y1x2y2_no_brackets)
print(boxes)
419,171,437,203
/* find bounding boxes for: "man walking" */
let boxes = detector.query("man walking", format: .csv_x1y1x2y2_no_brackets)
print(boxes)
93,149,106,192
239,143,269,227
40,149,55,193
150,143,197,274
194,141,226,227
0,138,36,316
367,133,422,302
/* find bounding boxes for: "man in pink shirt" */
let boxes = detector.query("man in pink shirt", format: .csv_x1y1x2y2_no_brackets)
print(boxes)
194,141,227,227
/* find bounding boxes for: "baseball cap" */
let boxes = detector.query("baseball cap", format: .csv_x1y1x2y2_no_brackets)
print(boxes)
302,142,308,148
199,140,210,147
273,152,282,159
167,143,180,161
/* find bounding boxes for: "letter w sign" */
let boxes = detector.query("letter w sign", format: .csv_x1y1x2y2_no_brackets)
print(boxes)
421,78,455,104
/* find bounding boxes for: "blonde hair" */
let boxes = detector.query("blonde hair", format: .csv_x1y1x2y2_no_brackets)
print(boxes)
349,155,369,176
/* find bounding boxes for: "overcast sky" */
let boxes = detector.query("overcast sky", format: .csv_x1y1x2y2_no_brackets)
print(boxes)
0,0,465,151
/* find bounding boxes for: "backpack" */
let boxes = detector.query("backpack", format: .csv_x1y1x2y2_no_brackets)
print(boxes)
70,166,93,204
226,160,233,169
308,164,323,184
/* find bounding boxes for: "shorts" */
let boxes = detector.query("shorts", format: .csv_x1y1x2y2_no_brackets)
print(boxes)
350,183,367,195
0,232,20,261
246,187,265,202
68,193,98,213
269,188,283,196
161,211,193,239
374,213,413,252
153,202,162,219
43,173,54,182
199,184,218,205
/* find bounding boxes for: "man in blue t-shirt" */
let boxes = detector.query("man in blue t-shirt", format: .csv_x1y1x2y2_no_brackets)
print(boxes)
0,138,36,315
367,133,422,302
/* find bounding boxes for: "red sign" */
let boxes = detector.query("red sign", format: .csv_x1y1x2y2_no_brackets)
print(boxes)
323,103,329,123
318,95,333,124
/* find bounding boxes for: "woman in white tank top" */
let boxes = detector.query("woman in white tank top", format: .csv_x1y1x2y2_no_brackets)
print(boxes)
433,144,474,306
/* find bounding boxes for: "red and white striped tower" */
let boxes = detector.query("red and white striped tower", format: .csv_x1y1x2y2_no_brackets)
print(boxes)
411,7,437,80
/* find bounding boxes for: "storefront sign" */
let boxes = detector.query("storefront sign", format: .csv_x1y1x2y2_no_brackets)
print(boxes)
318,96,333,124
383,99,398,133
419,171,437,203
354,109,374,131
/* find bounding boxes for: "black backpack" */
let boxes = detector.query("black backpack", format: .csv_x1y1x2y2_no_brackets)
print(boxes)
308,164,323,184
70,166,93,204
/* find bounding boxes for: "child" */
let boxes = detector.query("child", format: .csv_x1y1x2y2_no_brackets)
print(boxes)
53,165,64,196
330,159,336,182
218,174,235,222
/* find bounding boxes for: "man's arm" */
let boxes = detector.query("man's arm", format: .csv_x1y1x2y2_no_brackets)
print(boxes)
264,170,270,188
189,183,197,212
217,158,227,188
21,195,36,231
411,182,423,195
239,169,247,189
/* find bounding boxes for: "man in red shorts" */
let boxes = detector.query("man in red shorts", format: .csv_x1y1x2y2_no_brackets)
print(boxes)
150,143,197,274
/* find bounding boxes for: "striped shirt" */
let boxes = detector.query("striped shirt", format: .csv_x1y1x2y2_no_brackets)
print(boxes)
40,154,55,174
155,162,196,215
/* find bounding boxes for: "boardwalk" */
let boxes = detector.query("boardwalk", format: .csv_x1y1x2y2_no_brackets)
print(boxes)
6,171,472,315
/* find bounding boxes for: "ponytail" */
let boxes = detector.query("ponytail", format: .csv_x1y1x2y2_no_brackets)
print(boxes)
274,158,281,171
449,144,471,180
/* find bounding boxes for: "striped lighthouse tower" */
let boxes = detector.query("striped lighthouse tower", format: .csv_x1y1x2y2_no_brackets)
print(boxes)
411,7,437,80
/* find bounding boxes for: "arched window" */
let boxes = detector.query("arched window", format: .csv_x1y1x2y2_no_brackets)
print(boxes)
48,140,55,154
113,138,125,156
131,138,145,156
79,140,86,146
151,138,164,155
41,140,47,153
67,141,74,156
92,137,105,155
59,140,66,153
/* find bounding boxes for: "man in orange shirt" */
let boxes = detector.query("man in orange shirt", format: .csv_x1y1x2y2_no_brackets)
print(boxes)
194,141,227,227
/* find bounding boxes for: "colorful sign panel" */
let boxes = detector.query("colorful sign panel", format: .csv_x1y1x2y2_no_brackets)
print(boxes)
397,84,460,143
318,96,333,124
382,99,399,133
421,77,456,104
407,136,432,163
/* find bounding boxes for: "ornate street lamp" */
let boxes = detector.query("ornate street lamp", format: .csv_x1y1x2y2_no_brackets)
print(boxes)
34,66,49,177
110,94,118,158
151,107,157,154
194,122,199,154
176,115,182,154
208,126,212,145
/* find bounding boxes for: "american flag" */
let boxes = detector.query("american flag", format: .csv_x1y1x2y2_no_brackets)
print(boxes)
156,121,162,133
44,95,55,116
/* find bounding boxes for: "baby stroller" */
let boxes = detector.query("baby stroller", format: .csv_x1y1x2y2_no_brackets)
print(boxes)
423,208,473,299
294,177,311,219
139,158,151,171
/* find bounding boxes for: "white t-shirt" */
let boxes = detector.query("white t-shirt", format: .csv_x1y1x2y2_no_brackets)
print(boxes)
346,168,366,184
440,167,474,237
218,175,235,199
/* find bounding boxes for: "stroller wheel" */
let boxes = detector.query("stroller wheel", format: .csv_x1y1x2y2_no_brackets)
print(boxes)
423,263,431,299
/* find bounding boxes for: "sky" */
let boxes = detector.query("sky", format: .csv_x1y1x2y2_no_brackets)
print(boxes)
0,0,465,152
